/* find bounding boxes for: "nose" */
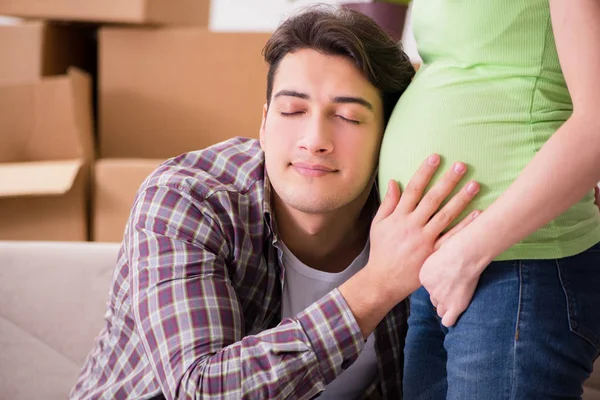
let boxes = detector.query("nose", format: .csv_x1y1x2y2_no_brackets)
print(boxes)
297,113,334,155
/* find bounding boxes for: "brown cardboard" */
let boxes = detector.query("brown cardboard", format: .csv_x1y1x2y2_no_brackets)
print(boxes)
99,27,270,158
0,68,94,241
0,21,95,85
92,158,163,242
0,0,209,25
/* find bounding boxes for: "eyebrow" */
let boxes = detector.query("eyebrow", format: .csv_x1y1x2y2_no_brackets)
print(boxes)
332,96,373,111
273,90,374,111
274,90,310,100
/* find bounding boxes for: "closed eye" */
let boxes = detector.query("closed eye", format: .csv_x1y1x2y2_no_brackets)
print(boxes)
280,111,304,117
336,115,360,125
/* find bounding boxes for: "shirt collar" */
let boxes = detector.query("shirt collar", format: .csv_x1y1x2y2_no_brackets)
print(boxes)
262,169,280,243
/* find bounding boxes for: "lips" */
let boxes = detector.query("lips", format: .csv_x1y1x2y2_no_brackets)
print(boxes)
293,162,336,172
292,162,338,177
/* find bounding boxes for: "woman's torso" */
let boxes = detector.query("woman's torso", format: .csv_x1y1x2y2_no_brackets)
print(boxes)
379,0,600,260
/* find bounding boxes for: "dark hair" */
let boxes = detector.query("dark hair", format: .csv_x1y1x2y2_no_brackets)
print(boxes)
262,5,415,125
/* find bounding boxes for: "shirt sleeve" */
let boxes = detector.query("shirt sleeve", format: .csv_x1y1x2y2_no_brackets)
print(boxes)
127,184,365,400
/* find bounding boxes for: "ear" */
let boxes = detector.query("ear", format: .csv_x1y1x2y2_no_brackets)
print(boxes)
259,103,268,150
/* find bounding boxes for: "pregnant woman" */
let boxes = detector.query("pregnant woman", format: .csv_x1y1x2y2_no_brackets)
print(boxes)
378,0,600,398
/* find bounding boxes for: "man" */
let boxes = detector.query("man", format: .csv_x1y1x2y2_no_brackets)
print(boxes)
70,6,481,400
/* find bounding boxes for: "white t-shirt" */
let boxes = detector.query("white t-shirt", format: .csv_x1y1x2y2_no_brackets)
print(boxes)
280,241,378,399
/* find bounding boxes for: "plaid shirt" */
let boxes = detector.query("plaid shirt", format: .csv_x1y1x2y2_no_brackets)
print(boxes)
71,137,408,400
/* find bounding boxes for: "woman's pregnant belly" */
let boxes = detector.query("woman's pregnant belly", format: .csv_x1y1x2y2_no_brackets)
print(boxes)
378,65,598,253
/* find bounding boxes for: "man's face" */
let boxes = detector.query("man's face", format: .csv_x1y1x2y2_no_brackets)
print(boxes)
260,48,384,215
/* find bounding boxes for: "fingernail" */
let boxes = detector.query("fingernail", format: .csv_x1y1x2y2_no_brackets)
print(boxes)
466,181,479,194
453,162,466,174
428,154,440,166
471,210,481,218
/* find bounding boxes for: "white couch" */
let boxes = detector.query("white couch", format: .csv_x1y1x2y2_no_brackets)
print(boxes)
0,241,118,400
1,241,599,400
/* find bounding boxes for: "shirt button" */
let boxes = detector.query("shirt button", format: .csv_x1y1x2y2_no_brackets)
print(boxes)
341,359,352,370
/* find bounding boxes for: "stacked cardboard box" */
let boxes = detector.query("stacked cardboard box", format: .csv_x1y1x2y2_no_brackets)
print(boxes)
0,69,93,241
92,159,163,242
98,27,270,159
0,15,96,241
0,1,271,242
94,27,270,241
0,0,209,25
0,21,95,85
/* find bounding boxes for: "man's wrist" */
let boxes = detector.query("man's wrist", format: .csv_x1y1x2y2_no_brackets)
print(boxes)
338,266,407,339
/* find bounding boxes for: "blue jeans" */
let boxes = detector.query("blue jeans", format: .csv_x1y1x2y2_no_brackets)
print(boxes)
403,242,600,400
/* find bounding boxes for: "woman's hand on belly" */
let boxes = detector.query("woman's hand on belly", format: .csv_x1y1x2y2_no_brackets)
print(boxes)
420,231,489,328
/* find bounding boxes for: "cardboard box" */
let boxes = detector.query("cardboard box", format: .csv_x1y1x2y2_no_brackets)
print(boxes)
92,159,163,242
0,68,94,241
0,0,209,25
0,21,95,85
99,27,270,158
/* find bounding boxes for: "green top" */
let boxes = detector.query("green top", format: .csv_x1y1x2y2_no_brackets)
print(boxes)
379,0,600,260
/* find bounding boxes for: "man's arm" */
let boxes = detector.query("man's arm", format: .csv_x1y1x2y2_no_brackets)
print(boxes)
127,185,362,400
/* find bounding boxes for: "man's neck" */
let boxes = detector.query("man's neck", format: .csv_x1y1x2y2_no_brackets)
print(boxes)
273,190,374,274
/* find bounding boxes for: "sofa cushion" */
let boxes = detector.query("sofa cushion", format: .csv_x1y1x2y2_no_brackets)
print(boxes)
0,241,119,400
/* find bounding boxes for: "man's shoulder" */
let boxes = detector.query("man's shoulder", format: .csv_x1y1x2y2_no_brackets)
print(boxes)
142,137,265,201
